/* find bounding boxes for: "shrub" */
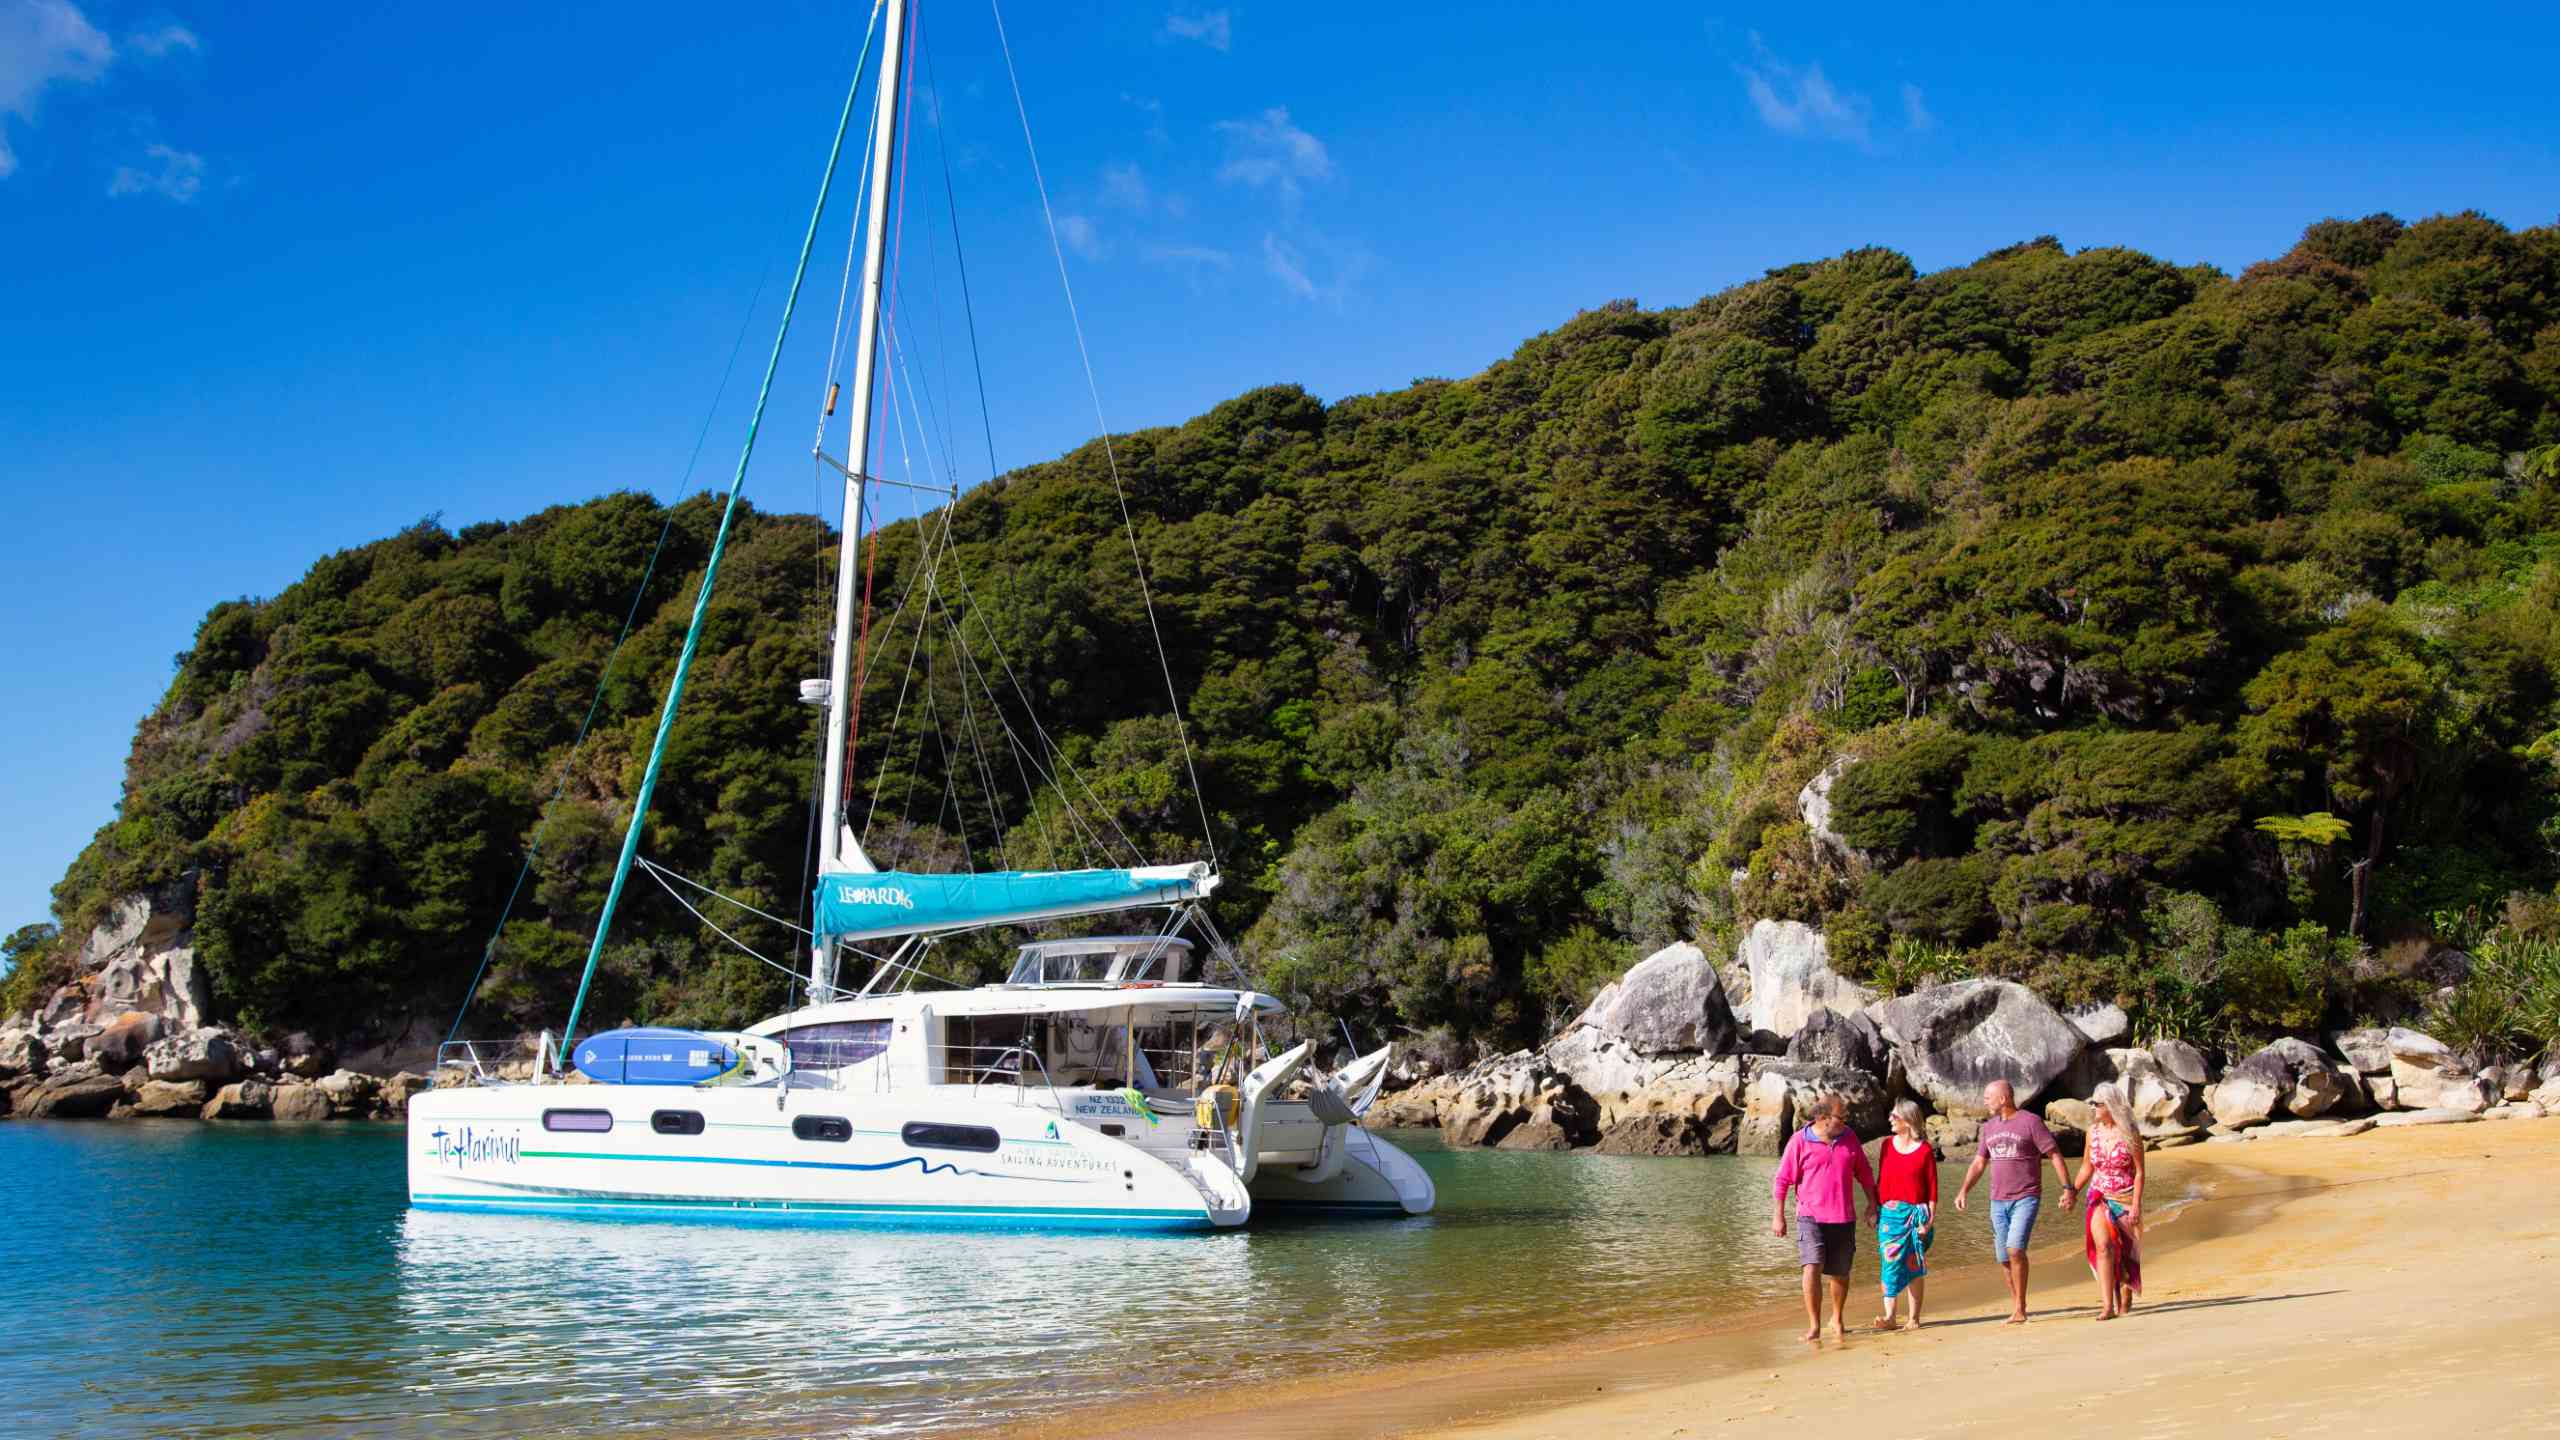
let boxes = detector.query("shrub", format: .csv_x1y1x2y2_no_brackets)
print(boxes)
1862,856,1995,944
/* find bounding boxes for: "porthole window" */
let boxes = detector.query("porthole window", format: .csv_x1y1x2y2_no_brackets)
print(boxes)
793,1115,852,1143
651,1110,705,1136
542,1109,613,1133
901,1121,1001,1153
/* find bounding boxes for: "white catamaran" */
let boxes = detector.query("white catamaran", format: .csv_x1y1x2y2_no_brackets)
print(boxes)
408,0,1433,1231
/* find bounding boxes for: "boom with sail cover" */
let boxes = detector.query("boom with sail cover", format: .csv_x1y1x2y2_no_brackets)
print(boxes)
813,863,1218,943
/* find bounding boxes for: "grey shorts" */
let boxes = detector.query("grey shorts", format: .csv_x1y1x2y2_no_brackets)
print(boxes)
1796,1216,1855,1278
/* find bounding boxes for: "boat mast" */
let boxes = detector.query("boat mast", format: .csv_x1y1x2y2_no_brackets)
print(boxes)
552,9,883,1067
813,0,910,999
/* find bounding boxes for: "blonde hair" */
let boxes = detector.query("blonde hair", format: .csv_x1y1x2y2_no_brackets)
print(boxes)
1892,1099,1926,1134
2091,1083,2137,1139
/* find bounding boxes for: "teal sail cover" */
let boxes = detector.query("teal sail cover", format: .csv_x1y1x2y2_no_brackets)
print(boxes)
813,863,1217,942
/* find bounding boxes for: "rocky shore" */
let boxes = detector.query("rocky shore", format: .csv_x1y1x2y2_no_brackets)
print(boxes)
1366,922,2560,1156
0,883,479,1125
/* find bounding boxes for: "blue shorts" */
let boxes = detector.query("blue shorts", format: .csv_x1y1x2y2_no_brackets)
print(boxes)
1990,1195,2041,1262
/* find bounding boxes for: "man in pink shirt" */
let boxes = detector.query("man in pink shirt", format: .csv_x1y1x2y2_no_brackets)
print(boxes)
1770,1092,1881,1341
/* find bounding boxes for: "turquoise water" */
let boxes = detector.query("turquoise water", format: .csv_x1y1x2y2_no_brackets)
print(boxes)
1,1120,1968,1438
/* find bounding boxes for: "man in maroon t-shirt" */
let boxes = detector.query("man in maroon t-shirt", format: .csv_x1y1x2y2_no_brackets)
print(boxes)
1953,1079,2077,1324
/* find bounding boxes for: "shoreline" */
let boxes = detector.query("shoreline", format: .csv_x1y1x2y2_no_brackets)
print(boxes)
960,1117,2560,1440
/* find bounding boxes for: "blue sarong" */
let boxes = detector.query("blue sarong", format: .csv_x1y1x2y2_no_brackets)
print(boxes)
1878,1200,1933,1298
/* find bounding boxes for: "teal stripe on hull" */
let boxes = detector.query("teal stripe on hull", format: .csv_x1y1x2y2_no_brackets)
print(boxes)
412,1191,1215,1232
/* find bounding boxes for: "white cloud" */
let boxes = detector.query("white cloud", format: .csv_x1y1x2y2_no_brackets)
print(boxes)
1057,212,1104,260
1262,233,1313,299
1213,105,1330,203
1902,83,1934,133
107,140,200,201
0,0,115,176
1163,10,1231,52
128,22,197,57
1143,241,1232,269
1735,36,1869,145
1101,161,1150,213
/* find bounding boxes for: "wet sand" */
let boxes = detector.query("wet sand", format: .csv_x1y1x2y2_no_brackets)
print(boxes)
984,1117,2560,1440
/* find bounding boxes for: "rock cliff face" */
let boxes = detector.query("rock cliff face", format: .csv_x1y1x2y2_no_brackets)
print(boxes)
37,877,211,1033
1739,920,1877,1040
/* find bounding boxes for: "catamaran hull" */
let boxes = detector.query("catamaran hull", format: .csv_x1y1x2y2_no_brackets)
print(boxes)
407,1085,1230,1232
1249,1129,1435,1217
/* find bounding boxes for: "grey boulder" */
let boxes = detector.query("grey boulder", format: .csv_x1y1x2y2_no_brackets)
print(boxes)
1867,979,2089,1117
1576,942,1740,1056
144,1026,243,1084
2150,1037,2213,1086
1740,920,1877,1040
1783,1007,1887,1077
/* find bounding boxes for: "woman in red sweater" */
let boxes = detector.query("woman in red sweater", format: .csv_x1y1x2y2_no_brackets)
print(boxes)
1875,1098,1938,1329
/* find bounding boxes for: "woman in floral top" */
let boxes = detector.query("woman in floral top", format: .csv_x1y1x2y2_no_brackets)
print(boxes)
2073,1082,2146,1319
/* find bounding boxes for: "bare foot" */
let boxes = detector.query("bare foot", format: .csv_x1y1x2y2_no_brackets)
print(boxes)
1908,1317,1925,1329
1802,1326,1821,1343
1875,1313,1897,1331
2003,1312,2028,1326
2095,1309,2118,1322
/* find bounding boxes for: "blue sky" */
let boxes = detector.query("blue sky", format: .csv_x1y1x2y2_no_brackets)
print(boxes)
3,0,2557,939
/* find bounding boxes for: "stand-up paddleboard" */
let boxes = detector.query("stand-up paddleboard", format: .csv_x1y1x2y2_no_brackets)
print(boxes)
571,1028,789,1085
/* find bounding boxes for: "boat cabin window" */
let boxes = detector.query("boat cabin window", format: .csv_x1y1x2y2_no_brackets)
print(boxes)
792,1115,852,1143
651,1109,705,1136
901,1122,1001,1153
1004,947,1116,985
1108,948,1188,984
776,1019,891,1071
542,1109,614,1133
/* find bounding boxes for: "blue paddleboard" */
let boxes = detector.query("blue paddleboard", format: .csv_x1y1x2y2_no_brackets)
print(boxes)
572,1027,741,1085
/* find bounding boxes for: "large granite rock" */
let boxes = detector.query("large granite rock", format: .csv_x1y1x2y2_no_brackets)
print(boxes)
270,1082,335,1122
200,1079,275,1120
1575,942,1740,1056
144,1027,242,1085
2242,1030,2344,1122
127,1078,211,1116
2067,1004,2131,1048
22,1067,125,1118
2330,1028,2393,1076
1925,1112,1981,1158
2042,1097,2093,1155
1740,920,1878,1040
48,1021,105,1063
2208,1073,2280,1129
0,1027,47,1080
376,1071,434,1118
1867,979,2089,1117
2105,1048,2202,1135
1592,1108,1739,1156
89,1013,164,1074
1437,1051,1599,1149
1736,1058,1890,1155
2151,1037,2212,1086
2387,1028,2487,1112
315,1069,380,1117
1784,1007,1887,1077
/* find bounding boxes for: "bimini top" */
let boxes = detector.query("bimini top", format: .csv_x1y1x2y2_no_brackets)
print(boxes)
1005,936,1195,988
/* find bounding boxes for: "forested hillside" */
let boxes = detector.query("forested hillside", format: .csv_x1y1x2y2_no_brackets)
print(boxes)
12,211,2560,1060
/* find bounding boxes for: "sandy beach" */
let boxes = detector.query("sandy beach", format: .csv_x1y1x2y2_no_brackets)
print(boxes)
993,1118,2560,1440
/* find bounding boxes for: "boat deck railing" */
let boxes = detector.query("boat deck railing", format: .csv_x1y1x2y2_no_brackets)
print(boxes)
436,1033,554,1085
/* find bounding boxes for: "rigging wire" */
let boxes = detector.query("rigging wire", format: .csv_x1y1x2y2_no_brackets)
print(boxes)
988,0,1221,870
441,263,774,1048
